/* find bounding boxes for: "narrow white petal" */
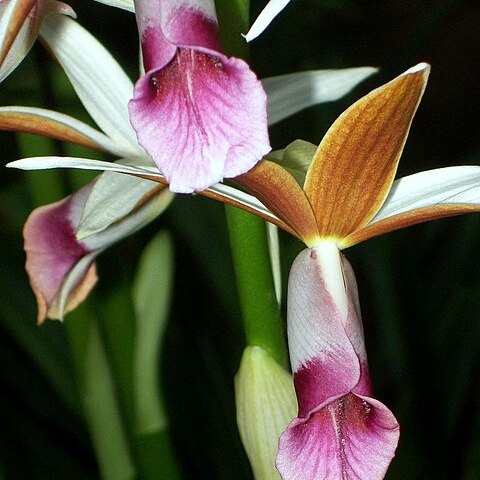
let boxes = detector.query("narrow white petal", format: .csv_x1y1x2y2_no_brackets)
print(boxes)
92,0,134,12
40,15,140,154
373,166,480,222
244,0,291,42
208,182,282,225
7,156,162,176
0,106,130,156
263,67,378,125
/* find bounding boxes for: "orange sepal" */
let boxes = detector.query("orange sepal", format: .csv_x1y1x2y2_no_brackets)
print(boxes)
235,159,319,244
304,63,430,240
342,203,480,248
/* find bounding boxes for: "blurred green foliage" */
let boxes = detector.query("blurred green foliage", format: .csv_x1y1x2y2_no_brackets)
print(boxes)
0,0,479,479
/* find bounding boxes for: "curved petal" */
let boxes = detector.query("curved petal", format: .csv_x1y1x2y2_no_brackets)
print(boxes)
39,15,140,154
263,67,378,126
286,244,363,415
24,185,98,324
244,0,291,42
129,49,270,193
0,106,125,155
7,156,295,234
0,0,74,82
277,393,399,480
343,166,480,247
304,63,430,240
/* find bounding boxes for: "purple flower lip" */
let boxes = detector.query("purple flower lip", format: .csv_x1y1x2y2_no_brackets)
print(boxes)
128,0,270,194
276,245,399,480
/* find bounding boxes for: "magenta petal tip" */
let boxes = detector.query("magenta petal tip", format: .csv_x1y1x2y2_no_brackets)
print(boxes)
276,393,399,480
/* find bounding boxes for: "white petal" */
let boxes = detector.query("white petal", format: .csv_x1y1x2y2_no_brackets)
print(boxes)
373,166,480,222
83,185,173,251
92,0,134,12
39,15,140,154
263,67,378,125
0,105,129,156
77,165,165,239
7,155,162,176
244,0,291,42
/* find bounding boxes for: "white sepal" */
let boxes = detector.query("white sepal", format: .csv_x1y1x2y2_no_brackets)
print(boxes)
92,0,134,12
373,166,480,222
263,67,378,125
40,15,140,154
77,158,161,239
244,0,291,42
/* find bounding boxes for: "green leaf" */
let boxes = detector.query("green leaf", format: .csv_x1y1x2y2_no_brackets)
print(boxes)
66,307,136,480
132,231,174,433
132,231,182,479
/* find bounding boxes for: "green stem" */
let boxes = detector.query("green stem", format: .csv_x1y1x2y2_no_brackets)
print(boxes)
218,0,289,368
226,207,288,368
216,0,288,366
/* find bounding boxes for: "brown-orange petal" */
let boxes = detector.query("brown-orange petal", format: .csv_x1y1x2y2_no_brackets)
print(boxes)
0,110,108,151
342,203,480,248
303,63,430,240
235,159,319,244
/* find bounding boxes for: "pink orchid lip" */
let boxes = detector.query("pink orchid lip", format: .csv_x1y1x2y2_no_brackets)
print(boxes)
129,0,270,194
276,244,399,480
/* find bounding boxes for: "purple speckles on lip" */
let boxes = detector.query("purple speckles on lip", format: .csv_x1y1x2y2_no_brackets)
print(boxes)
129,0,270,193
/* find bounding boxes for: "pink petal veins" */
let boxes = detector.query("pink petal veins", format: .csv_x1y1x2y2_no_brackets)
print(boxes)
129,48,270,193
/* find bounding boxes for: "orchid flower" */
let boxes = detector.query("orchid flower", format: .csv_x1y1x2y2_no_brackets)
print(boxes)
26,180,172,324
238,63,480,479
127,0,271,193
0,0,74,82
22,61,480,477
2,14,374,322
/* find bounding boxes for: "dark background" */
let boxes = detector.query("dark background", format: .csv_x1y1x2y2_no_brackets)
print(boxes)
1,1,479,478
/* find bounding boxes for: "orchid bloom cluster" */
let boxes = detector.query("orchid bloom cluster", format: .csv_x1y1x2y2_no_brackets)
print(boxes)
1,1,480,480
